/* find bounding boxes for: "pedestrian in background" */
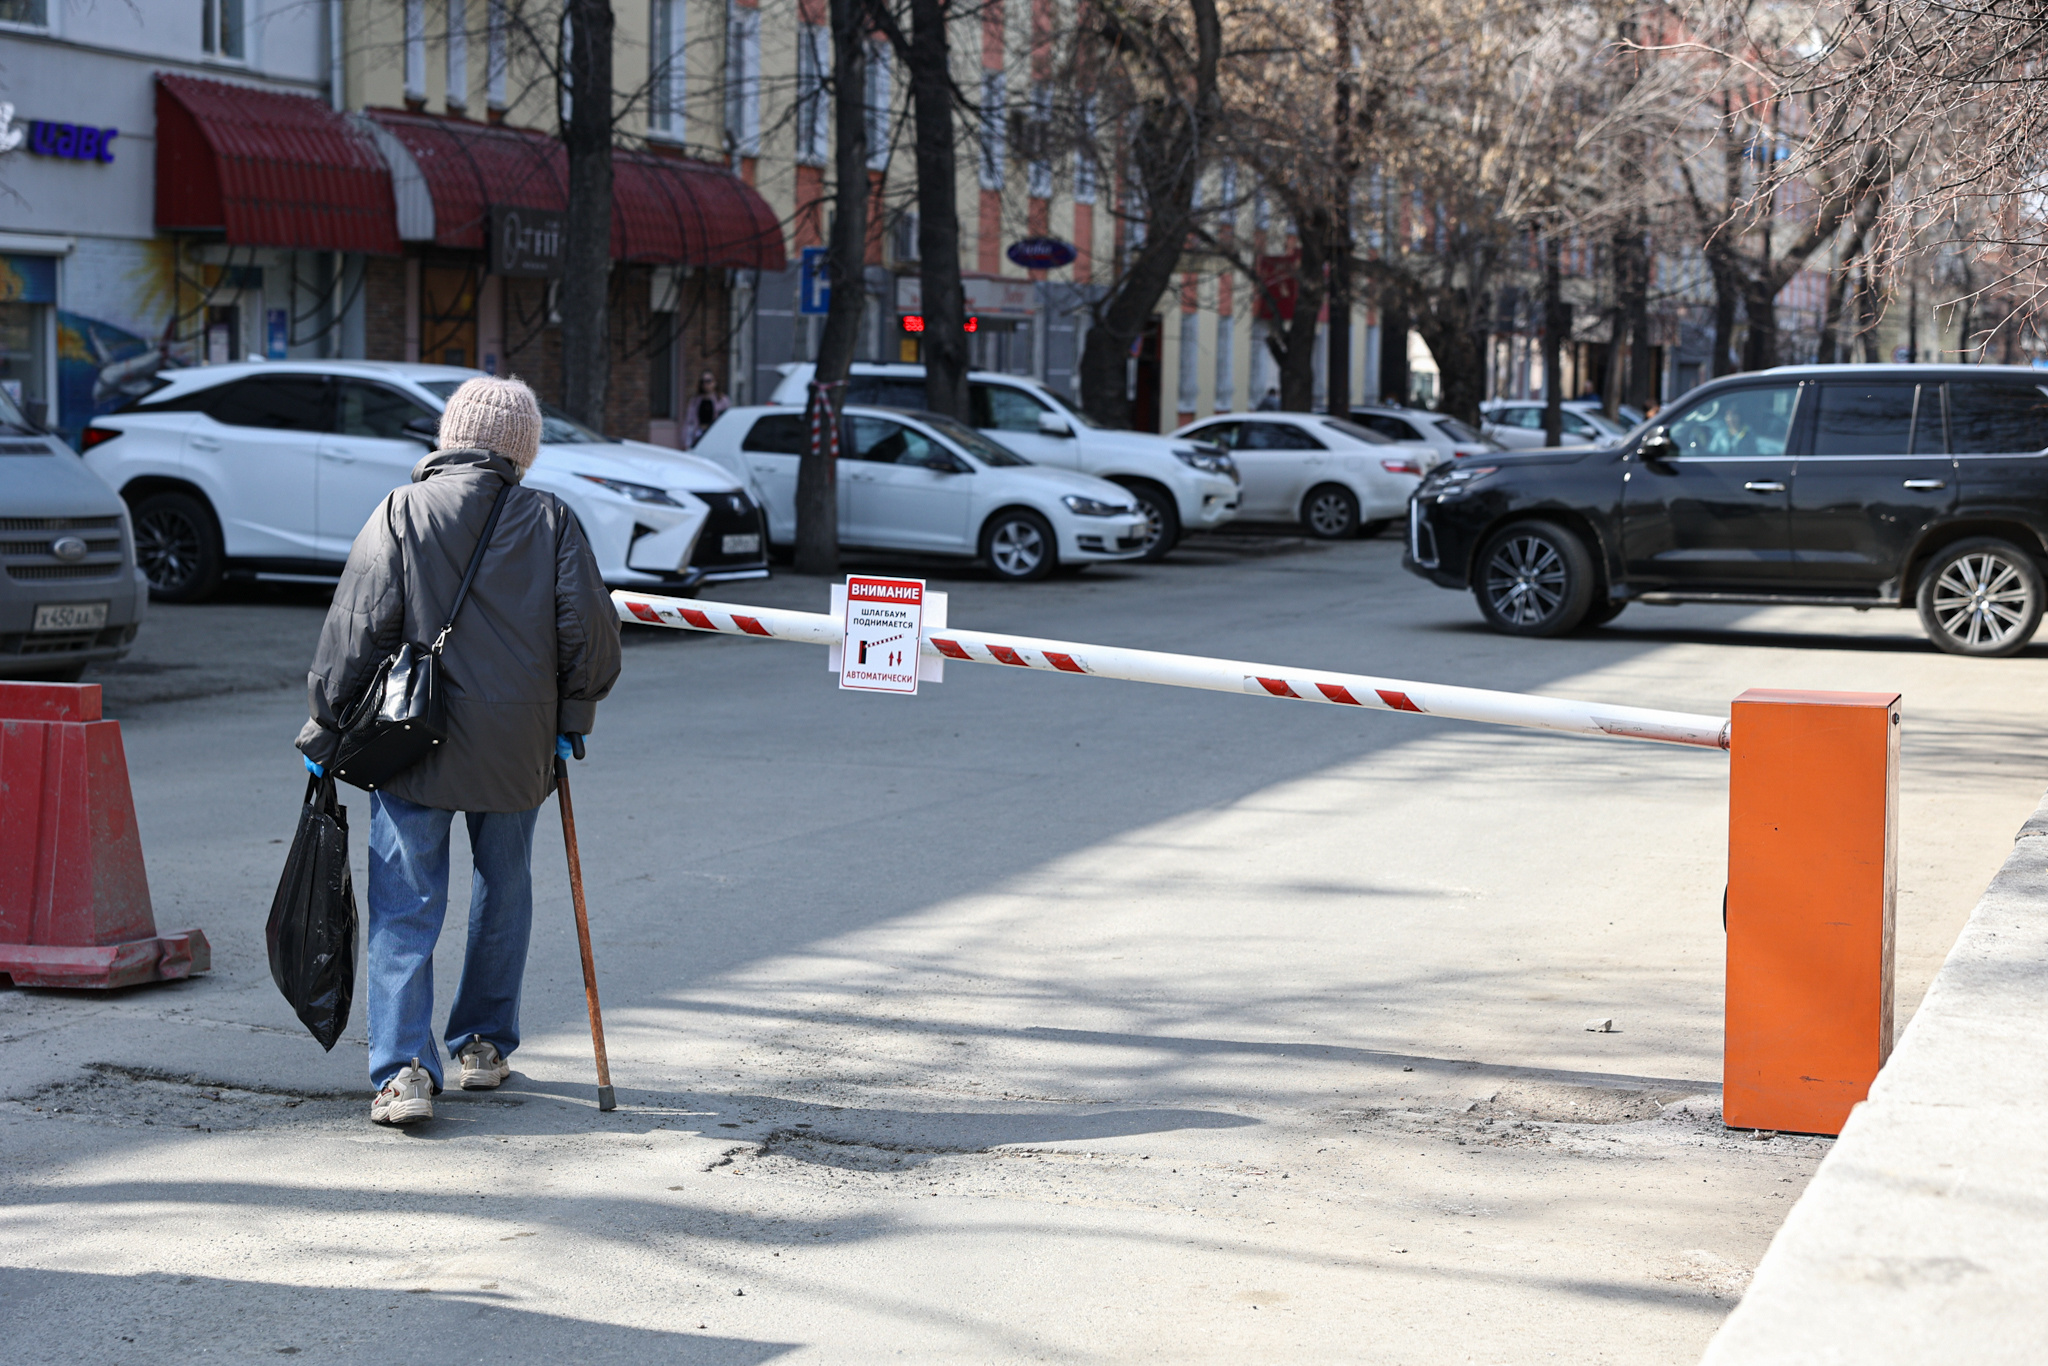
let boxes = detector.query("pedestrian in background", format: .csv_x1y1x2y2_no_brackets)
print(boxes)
1255,386,1280,411
296,377,622,1127
681,369,731,449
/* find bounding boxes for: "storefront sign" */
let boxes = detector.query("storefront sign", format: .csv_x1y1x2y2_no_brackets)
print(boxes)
26,120,118,163
489,205,565,278
894,274,1037,316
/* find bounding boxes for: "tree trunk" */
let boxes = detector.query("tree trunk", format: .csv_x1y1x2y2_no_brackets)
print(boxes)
1326,229,1351,415
1542,233,1564,446
796,0,871,577
559,0,615,429
1416,301,1485,427
1274,221,1328,411
1075,0,1222,428
1740,276,1778,371
1706,244,1740,376
1623,221,1652,412
907,0,968,420
1378,291,1409,408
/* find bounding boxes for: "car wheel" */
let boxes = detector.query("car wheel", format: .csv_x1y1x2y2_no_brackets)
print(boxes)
1301,484,1360,540
1473,519,1594,636
1359,518,1395,539
1119,482,1181,561
6,661,87,683
131,491,223,602
1915,538,2044,657
981,508,1058,582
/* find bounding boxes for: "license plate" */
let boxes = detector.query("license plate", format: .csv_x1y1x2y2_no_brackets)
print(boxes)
34,602,108,632
721,533,761,556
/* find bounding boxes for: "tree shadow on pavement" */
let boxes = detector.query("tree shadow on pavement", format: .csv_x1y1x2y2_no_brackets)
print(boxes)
0,1266,796,1365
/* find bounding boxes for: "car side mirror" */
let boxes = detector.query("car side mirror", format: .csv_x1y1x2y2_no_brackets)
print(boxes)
1639,426,1675,461
1037,412,1073,437
403,415,441,446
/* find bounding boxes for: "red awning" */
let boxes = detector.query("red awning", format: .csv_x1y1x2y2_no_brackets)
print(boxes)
367,110,786,271
155,75,401,255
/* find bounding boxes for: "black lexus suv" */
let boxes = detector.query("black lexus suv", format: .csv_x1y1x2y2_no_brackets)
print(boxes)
1404,365,2048,656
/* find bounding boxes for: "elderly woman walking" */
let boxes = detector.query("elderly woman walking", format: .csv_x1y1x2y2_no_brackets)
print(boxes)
296,377,622,1126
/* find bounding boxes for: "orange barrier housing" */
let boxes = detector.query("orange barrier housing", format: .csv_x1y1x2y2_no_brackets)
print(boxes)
1725,688,1899,1135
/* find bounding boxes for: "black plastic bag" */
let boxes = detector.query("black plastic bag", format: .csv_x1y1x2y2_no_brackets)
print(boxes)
266,773,358,1050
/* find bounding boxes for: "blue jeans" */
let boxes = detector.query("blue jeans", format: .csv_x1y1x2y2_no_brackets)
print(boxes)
366,791,541,1090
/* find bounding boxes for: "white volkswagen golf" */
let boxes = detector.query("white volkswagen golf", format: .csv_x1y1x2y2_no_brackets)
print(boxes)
692,405,1153,580
81,361,771,601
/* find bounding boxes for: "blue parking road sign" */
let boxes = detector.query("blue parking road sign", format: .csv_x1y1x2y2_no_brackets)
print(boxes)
799,247,830,315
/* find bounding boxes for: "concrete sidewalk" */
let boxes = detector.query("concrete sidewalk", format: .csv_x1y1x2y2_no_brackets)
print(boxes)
3,538,2045,1362
1702,790,2048,1364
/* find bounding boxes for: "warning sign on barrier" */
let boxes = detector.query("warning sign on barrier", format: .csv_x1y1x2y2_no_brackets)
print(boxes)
839,576,925,694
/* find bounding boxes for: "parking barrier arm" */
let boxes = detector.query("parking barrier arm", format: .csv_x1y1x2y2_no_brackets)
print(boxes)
615,592,1733,751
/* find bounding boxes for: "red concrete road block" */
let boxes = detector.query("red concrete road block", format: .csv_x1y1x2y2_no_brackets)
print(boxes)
1725,688,1899,1136
0,681,209,988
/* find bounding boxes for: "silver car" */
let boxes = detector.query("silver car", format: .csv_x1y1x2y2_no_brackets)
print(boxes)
0,386,146,681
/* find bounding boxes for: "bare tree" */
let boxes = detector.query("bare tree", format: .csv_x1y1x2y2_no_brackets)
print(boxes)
559,0,615,429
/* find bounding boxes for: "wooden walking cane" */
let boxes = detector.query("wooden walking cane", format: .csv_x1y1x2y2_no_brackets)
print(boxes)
556,749,615,1112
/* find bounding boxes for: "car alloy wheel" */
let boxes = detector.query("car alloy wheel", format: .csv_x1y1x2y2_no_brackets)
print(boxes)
1473,519,1594,636
131,491,223,602
1121,483,1180,561
982,509,1057,581
1916,538,2044,657
1302,484,1360,539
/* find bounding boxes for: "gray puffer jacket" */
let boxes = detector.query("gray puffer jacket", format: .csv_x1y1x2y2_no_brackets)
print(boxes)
296,447,622,813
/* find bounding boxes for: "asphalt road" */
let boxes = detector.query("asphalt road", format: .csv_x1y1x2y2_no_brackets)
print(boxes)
4,529,2044,1363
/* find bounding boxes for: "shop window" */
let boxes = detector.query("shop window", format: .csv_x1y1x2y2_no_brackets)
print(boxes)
649,311,676,419
203,0,246,60
0,301,47,423
205,305,241,367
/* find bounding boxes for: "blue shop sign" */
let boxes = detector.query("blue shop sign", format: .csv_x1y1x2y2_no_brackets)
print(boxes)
27,121,118,163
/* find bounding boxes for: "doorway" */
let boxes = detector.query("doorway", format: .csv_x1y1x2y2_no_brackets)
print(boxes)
421,265,481,369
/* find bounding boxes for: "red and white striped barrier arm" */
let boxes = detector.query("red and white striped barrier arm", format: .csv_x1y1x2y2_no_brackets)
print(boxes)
614,592,1732,751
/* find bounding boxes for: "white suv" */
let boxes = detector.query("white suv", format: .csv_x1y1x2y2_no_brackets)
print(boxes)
81,361,770,601
769,363,1240,558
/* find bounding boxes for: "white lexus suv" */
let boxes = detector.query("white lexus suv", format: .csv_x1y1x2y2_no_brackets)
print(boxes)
81,361,770,601
769,363,1241,558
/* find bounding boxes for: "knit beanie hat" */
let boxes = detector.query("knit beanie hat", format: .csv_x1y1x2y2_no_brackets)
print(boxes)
439,376,543,471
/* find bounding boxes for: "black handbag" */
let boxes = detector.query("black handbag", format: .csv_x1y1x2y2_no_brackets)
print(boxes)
331,483,510,791
266,772,358,1050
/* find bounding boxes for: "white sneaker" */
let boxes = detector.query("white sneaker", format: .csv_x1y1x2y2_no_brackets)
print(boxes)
371,1058,435,1125
455,1036,512,1091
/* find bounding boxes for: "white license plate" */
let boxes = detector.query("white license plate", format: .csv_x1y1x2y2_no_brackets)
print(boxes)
34,602,108,633
721,533,761,556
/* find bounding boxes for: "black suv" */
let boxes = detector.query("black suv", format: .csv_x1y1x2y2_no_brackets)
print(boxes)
1404,365,2048,656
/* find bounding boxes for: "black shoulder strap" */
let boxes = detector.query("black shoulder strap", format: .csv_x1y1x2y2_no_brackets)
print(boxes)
432,481,512,654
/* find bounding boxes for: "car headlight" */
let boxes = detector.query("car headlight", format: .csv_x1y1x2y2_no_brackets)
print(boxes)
1062,493,1134,516
1422,465,1498,500
1173,445,1239,481
579,474,683,506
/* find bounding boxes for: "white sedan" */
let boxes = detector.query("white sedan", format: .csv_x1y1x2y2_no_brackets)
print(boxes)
81,361,770,601
1169,413,1441,538
693,405,1153,580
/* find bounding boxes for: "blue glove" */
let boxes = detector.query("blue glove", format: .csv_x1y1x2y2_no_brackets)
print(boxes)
303,756,325,777
557,734,585,761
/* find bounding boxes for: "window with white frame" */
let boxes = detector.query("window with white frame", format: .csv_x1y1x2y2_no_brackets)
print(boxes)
978,72,1005,191
796,23,830,166
403,0,425,98
487,0,508,109
726,4,761,158
1027,84,1052,200
203,0,246,59
1073,97,1097,205
446,0,469,110
865,41,893,171
651,0,686,137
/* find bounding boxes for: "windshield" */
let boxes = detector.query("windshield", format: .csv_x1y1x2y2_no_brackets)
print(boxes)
1319,417,1393,445
419,379,617,444
0,382,34,435
1024,384,1104,429
919,413,1031,466
1434,416,1484,443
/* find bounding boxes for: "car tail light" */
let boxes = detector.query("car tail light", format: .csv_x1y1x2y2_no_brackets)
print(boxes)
80,424,120,451
1381,457,1424,476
